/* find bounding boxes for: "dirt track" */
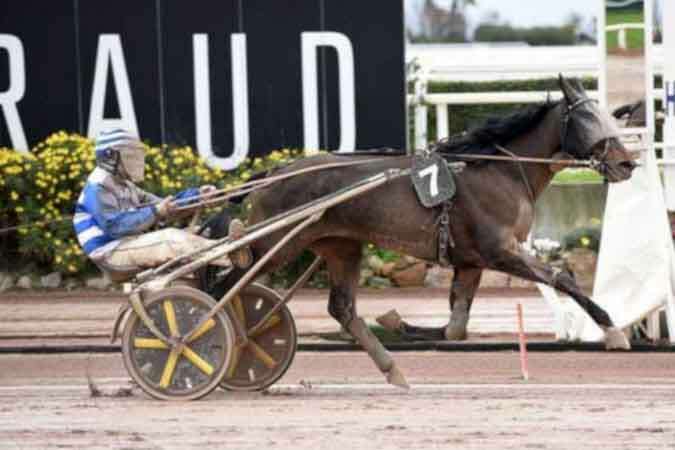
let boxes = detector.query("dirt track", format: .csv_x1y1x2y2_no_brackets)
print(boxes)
1,351,674,449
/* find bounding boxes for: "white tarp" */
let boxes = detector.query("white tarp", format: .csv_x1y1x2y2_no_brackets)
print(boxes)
575,147,674,341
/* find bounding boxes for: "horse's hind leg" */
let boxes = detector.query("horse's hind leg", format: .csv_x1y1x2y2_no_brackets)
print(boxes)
445,267,483,340
313,238,409,388
377,267,482,342
487,246,630,350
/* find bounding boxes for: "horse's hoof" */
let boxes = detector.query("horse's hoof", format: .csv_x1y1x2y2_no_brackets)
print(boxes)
376,309,403,332
386,364,410,390
604,327,631,350
444,324,468,341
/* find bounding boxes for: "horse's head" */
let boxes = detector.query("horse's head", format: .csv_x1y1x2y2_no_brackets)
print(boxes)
558,74,636,182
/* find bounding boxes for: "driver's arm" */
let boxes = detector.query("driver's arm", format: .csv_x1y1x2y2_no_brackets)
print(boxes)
90,186,158,239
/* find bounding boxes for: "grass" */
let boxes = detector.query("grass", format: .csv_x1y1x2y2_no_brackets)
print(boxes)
552,168,603,184
606,9,645,52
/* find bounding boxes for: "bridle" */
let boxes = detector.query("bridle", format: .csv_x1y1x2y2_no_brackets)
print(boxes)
560,96,613,175
429,96,620,204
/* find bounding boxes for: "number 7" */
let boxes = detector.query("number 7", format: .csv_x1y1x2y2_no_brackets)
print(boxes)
419,164,439,197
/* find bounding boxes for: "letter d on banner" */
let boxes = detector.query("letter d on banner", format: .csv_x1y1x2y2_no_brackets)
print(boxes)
302,32,356,152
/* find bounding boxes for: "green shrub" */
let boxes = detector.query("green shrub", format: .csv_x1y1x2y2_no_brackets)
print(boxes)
562,226,602,253
475,24,577,46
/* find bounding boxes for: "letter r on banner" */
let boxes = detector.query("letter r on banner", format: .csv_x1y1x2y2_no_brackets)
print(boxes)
0,34,28,152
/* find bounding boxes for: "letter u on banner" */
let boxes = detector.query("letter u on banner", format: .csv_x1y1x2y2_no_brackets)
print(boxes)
193,33,249,171
301,32,356,152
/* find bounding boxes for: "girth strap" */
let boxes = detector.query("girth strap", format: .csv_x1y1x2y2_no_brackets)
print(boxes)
437,200,455,267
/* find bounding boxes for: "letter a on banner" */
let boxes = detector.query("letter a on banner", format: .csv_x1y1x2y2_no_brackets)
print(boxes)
87,35,139,138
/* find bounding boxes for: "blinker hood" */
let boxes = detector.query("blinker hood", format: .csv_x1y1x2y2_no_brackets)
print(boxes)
564,101,620,157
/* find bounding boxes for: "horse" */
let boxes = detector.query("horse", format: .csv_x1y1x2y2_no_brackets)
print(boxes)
613,100,646,127
214,75,636,387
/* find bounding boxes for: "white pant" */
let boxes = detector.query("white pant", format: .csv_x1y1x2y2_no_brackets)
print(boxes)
102,228,231,271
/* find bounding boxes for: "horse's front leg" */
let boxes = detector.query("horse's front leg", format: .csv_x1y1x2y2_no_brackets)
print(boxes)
487,245,630,350
376,267,482,341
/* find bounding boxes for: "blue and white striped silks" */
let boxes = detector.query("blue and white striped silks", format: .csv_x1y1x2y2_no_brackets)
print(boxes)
72,167,198,260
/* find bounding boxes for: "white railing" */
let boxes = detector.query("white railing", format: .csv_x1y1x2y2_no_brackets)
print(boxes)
606,23,645,50
406,43,664,82
409,86,666,156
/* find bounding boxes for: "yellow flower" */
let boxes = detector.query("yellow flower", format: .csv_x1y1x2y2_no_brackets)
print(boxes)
68,265,77,272
10,191,18,201
55,256,62,263
580,237,591,247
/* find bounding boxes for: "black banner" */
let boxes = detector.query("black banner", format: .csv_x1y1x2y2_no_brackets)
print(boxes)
0,0,405,169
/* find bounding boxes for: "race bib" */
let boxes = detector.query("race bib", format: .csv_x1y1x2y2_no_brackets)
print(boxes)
411,153,456,208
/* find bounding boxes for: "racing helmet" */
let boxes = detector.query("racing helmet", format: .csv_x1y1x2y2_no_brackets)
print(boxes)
94,129,146,182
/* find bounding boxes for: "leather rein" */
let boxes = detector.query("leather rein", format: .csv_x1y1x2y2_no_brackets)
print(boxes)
432,97,616,204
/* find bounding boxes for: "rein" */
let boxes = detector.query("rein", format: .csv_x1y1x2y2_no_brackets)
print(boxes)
439,151,593,167
0,156,408,235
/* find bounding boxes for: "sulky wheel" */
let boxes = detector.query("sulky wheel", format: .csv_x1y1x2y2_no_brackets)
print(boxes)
121,287,234,401
220,283,297,391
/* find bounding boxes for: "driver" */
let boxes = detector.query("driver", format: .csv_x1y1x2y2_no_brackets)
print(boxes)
73,129,232,274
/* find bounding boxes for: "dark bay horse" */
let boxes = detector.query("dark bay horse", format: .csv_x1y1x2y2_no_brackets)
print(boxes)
221,76,636,387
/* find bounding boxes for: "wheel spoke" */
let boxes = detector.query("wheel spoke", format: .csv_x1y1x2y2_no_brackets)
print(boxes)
187,318,216,343
163,300,179,337
159,349,181,388
134,338,168,350
249,314,281,338
226,344,244,378
233,295,246,325
248,339,278,369
182,346,214,376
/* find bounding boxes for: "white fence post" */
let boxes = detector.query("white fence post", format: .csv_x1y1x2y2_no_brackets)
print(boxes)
618,28,627,50
436,104,449,141
413,75,428,150
662,0,675,342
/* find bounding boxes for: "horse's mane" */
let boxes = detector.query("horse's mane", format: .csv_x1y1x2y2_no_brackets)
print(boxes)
436,101,559,156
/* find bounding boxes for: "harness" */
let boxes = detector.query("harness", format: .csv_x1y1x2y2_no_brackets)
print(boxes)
428,96,617,266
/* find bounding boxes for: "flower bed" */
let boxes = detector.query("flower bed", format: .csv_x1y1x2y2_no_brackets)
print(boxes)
0,132,304,277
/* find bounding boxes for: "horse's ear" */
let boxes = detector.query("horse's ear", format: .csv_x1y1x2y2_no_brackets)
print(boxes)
572,78,587,96
559,73,574,104
559,74,583,103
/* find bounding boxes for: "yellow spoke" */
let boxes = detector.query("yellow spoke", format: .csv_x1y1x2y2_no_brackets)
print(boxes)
249,315,281,338
233,296,246,325
187,318,216,343
159,349,181,388
226,344,243,378
163,300,179,337
134,338,168,350
182,346,214,376
248,339,277,369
